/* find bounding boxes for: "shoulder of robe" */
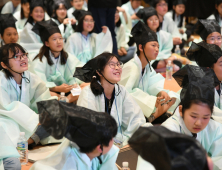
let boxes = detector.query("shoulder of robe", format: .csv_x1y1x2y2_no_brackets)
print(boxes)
13,11,20,20
0,71,8,86
205,119,222,135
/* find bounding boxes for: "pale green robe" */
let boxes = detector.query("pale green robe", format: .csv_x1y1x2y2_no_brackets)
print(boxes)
162,107,222,170
30,139,119,170
77,84,147,146
119,55,180,118
29,51,83,88
0,71,55,169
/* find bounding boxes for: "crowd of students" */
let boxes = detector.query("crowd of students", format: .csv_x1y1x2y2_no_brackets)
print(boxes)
1,0,222,170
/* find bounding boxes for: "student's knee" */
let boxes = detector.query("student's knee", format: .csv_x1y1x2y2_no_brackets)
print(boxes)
3,157,21,170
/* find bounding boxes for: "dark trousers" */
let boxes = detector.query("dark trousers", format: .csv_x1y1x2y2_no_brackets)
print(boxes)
88,7,118,55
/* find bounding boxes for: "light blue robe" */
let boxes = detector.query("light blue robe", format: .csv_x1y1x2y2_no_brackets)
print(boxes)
155,30,173,60
51,18,74,40
121,1,143,27
30,139,119,170
162,107,222,170
77,84,147,146
29,51,83,88
165,11,187,40
1,1,21,14
162,15,181,39
64,30,113,63
0,70,55,169
119,55,180,118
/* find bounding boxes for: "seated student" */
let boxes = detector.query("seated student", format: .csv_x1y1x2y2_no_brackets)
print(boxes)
119,21,179,124
51,0,76,40
0,43,55,170
67,0,86,19
151,0,182,46
134,7,182,71
162,65,222,169
187,42,222,123
19,0,46,44
208,0,222,27
121,0,143,27
165,0,189,41
74,52,147,146
1,0,21,14
129,126,214,170
194,19,222,48
115,9,136,64
30,100,119,170
30,19,86,103
13,0,30,34
0,14,19,47
65,10,112,63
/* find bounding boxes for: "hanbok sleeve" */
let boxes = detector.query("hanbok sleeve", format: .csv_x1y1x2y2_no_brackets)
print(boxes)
65,53,83,85
20,23,42,43
58,23,74,40
116,25,129,50
29,72,57,113
93,28,113,57
121,87,146,143
120,63,157,117
30,58,57,88
98,145,119,170
156,31,173,60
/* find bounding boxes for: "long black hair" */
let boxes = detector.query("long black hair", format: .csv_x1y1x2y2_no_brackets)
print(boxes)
33,44,68,66
90,53,120,96
214,1,222,23
20,0,30,19
52,1,68,22
172,7,184,27
75,14,94,33
0,43,26,79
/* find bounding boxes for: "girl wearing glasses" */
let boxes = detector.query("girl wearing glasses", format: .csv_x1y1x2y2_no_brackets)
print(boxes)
75,52,147,147
0,43,54,170
0,14,19,47
65,10,112,63
51,0,75,41
119,21,180,124
31,19,87,103
187,42,222,122
194,19,222,48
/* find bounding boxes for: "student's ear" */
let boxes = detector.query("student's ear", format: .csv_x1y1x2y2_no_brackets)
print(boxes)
138,44,143,53
173,5,176,10
45,41,49,47
179,105,183,117
96,70,102,77
95,144,103,153
1,62,8,70
216,4,218,10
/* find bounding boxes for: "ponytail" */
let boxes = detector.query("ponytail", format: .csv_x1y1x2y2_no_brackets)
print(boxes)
90,75,104,96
